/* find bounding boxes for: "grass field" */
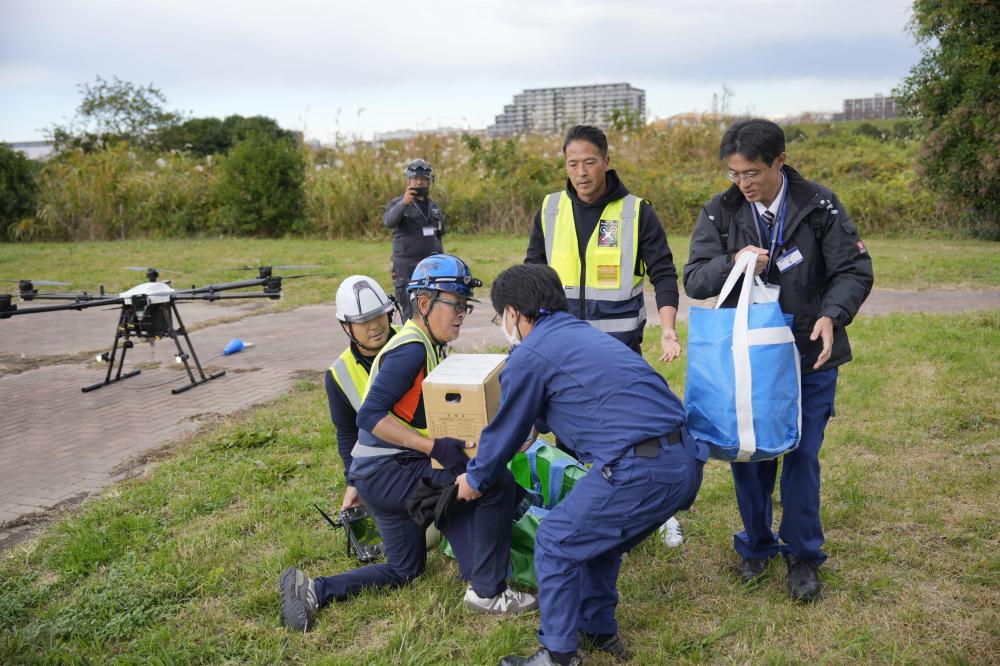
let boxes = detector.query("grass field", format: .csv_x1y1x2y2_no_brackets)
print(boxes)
2,236,998,312
1,306,997,664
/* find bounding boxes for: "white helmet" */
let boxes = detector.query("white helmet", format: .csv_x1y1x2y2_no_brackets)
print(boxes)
335,275,394,323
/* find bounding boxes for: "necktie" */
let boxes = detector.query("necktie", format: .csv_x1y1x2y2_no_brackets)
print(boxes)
761,209,775,229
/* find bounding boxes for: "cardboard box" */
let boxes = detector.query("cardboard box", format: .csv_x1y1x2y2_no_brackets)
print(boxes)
423,353,507,469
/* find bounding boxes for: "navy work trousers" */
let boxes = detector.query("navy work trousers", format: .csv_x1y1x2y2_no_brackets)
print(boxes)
313,457,517,607
534,435,705,654
731,366,839,564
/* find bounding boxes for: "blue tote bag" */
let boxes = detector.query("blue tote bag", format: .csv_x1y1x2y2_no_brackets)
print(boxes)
685,251,801,462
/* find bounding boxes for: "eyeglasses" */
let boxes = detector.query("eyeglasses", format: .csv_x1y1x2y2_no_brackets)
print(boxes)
434,296,473,315
491,313,501,326
725,169,767,184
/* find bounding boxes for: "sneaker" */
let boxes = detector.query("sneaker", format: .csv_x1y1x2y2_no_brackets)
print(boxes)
581,631,631,661
659,516,683,548
785,553,821,601
499,648,582,666
739,557,768,581
464,586,538,615
279,566,319,631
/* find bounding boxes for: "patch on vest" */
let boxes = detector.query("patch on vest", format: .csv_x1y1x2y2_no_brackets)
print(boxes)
597,264,619,287
598,220,619,247
856,240,867,254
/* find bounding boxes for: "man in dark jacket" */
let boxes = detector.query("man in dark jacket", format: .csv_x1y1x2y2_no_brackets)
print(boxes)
525,125,682,361
684,119,874,601
384,159,445,320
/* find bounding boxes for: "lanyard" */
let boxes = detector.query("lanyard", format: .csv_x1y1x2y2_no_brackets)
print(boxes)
750,180,789,281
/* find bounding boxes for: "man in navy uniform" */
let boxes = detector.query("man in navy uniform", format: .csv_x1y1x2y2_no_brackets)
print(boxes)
684,119,873,601
457,263,707,665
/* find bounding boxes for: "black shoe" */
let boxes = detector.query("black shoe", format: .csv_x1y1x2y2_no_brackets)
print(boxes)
739,557,768,581
279,566,319,631
784,553,821,601
581,632,630,661
499,648,583,666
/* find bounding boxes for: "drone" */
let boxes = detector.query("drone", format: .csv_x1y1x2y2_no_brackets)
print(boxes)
1,266,324,395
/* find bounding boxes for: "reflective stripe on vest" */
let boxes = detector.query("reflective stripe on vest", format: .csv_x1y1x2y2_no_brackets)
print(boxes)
328,324,399,413
351,320,440,459
329,353,366,412
541,191,643,302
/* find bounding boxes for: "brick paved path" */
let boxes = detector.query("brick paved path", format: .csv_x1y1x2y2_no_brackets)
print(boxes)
2,288,998,547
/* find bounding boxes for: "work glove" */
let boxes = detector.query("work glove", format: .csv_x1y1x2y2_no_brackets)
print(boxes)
430,437,471,475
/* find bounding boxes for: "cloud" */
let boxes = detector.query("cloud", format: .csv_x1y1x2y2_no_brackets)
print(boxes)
0,0,920,139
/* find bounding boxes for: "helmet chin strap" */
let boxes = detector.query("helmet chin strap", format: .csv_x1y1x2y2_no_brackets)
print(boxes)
343,318,390,355
417,294,447,350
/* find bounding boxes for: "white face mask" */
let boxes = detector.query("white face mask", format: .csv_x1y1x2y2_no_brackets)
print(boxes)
502,309,522,347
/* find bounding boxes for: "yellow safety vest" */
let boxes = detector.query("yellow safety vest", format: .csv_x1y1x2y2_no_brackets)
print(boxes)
351,320,440,458
541,190,645,334
328,325,399,412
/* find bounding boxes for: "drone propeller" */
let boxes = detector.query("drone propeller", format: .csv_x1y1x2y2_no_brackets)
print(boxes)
125,266,180,274
229,264,322,271
281,272,338,280
1,279,72,287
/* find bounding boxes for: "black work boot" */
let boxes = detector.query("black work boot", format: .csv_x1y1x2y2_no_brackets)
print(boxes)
581,631,630,661
499,648,583,666
739,557,768,581
784,553,821,601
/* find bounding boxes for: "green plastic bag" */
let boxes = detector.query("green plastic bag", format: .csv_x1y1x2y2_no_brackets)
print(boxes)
442,441,587,590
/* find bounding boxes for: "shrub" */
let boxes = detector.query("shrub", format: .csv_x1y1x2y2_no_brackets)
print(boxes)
213,134,307,237
0,143,39,239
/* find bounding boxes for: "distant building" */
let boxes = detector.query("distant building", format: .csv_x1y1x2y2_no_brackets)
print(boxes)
834,94,898,122
488,83,645,137
6,140,55,160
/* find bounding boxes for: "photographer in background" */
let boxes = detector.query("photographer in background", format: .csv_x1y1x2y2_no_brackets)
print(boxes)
384,159,445,320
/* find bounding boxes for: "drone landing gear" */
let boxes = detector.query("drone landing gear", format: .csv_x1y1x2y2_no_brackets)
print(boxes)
167,303,225,395
82,310,142,392
82,302,225,394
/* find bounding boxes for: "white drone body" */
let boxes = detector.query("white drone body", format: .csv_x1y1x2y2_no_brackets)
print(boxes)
119,282,176,305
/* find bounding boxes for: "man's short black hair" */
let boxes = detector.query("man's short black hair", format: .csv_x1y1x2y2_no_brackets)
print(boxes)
491,264,568,321
718,119,785,165
563,125,608,156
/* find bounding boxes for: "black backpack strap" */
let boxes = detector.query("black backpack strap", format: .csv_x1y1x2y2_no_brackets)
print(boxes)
706,201,729,252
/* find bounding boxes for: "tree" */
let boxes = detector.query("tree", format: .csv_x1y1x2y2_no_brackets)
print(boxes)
214,134,307,237
50,76,181,150
0,143,40,239
157,115,293,156
896,0,1000,238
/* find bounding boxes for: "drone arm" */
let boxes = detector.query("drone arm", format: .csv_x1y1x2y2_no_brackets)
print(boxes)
1,296,125,318
174,278,268,295
20,292,110,302
172,291,282,302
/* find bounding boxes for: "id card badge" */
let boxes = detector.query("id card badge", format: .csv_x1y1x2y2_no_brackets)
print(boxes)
422,226,435,237
776,247,804,273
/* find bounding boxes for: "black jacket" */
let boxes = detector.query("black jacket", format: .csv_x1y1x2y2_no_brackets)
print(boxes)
384,196,445,262
525,170,680,311
683,166,874,373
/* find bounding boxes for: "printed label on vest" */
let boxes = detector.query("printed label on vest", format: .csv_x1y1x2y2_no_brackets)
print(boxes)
598,220,619,247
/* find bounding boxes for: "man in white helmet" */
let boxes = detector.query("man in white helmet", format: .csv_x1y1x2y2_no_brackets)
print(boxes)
326,275,398,510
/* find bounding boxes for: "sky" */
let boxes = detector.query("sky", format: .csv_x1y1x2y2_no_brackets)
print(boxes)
0,0,923,144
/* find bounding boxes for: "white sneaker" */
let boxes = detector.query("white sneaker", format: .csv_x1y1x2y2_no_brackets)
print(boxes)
659,516,683,548
463,585,538,615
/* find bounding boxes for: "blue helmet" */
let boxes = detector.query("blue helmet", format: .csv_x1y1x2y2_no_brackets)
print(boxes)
406,254,481,300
